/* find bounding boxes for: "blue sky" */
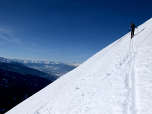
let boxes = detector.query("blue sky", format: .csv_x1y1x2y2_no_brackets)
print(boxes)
0,0,152,63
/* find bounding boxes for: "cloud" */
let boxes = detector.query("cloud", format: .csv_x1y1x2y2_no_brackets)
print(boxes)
32,42,37,47
0,27,23,45
0,27,61,58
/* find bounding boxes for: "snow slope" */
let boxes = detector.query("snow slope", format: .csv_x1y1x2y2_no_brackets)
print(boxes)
6,18,152,114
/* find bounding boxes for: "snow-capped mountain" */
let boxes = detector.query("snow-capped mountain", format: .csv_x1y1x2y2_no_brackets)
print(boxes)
6,18,152,114
69,62,81,67
0,57,80,77
0,61,57,81
0,57,81,67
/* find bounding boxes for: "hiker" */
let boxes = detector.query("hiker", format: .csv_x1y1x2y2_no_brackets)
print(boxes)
130,22,136,39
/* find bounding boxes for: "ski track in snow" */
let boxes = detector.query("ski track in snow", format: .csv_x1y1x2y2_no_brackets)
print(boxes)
127,38,136,114
5,18,152,114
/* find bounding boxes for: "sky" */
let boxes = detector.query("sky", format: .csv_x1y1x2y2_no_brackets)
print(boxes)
0,0,152,63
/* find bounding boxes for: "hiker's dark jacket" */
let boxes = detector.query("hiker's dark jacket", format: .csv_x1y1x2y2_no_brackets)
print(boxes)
131,23,135,29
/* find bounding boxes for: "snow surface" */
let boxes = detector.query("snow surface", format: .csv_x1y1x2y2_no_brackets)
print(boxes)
5,18,152,114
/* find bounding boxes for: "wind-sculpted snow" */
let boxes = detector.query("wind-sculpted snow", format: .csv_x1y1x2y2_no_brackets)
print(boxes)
5,18,152,114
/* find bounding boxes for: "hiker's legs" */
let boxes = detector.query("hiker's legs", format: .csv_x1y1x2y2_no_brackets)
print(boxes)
131,28,135,38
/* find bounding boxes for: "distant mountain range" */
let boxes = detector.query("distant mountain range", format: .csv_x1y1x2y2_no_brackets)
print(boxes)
0,61,57,81
0,57,81,77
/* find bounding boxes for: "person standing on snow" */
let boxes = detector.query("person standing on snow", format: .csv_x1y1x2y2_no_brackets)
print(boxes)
130,22,136,39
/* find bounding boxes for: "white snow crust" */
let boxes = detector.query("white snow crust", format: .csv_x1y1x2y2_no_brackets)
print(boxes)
5,18,152,114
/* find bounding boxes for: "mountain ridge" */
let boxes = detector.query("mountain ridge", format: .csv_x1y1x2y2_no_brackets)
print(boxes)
0,57,80,77
0,61,57,81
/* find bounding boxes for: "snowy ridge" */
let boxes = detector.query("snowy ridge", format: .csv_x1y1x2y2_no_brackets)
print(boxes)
6,18,152,114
